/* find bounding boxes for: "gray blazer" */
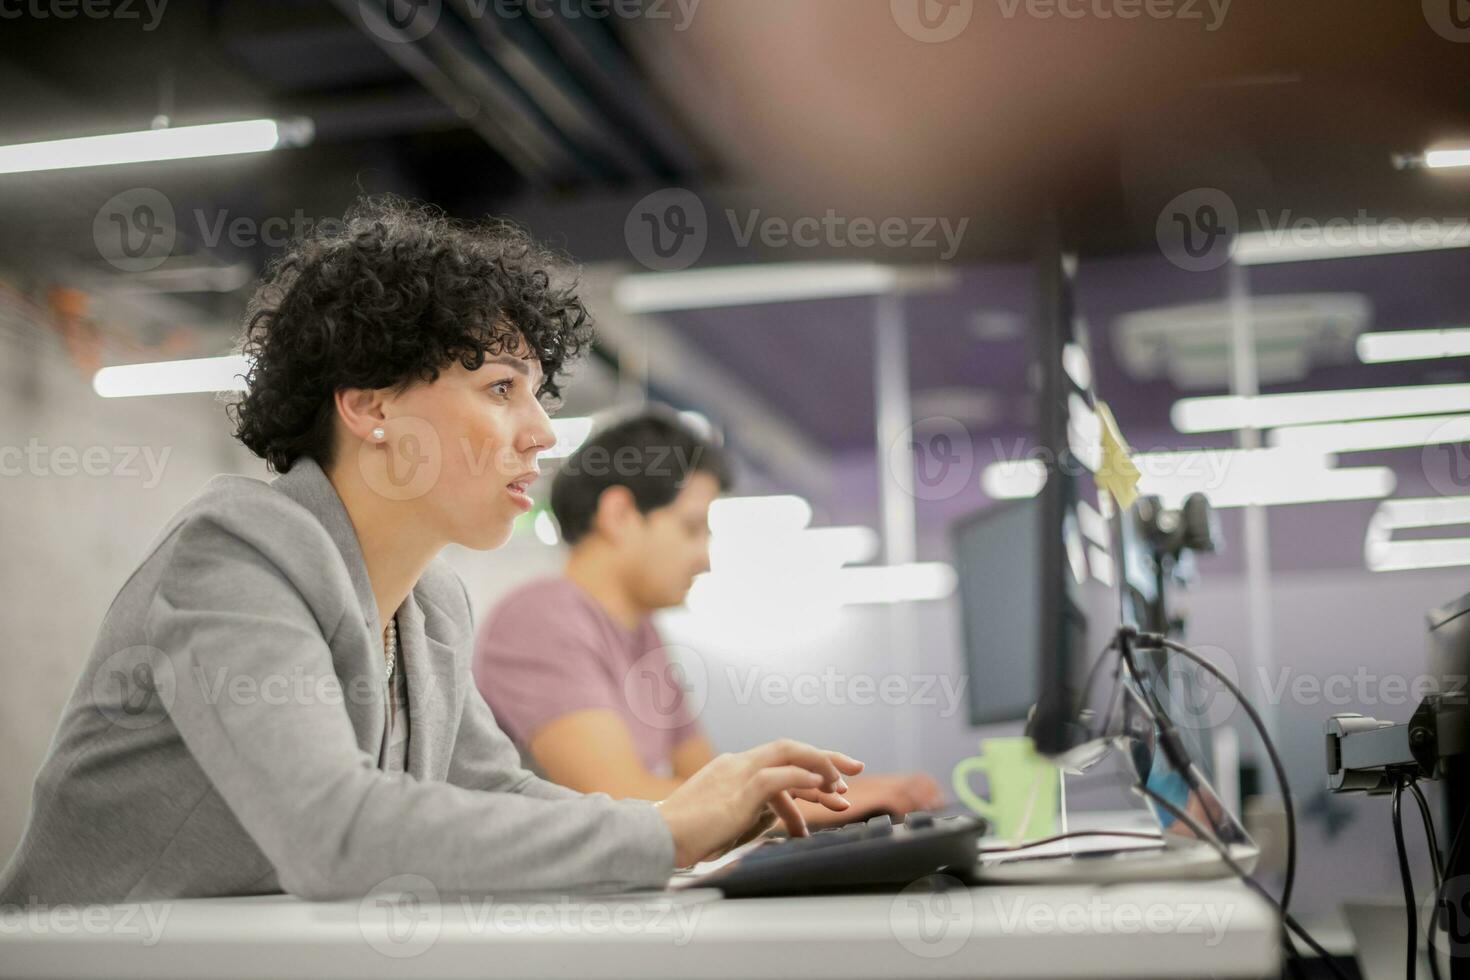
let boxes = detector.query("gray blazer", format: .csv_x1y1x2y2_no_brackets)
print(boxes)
0,459,673,904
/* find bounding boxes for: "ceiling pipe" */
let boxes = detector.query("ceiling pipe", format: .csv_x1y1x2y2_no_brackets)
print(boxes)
335,0,591,185
445,0,658,181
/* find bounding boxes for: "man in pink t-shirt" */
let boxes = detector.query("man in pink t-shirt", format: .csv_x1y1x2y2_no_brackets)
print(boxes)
474,411,943,824
475,576,702,778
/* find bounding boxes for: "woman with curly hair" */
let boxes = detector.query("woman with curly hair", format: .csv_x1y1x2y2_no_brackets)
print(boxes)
0,198,861,904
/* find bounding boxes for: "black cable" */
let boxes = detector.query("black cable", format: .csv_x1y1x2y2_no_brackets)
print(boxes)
1117,631,1173,740
1132,637,1464,980
1393,778,1419,980
1078,637,1122,711
1123,636,1328,974
1445,798,1470,886
1403,779,1444,980
1284,941,1310,980
1116,637,1236,848
1409,780,1445,886
1430,802,1470,980
1073,636,1126,751
1135,783,1353,980
1155,636,1298,917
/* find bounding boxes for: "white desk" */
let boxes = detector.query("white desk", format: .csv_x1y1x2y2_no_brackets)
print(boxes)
1,879,1278,979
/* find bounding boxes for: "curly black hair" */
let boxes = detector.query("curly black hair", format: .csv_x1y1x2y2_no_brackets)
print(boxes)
228,196,592,473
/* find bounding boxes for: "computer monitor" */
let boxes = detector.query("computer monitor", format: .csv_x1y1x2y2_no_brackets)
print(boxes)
1429,592,1470,892
952,499,1041,726
1016,229,1250,852
1026,231,1122,765
1428,591,1470,697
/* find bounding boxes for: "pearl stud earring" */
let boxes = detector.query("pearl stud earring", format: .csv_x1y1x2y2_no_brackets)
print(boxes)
372,426,386,441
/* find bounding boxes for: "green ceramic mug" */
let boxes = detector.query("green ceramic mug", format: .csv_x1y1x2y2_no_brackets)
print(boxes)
951,736,1059,841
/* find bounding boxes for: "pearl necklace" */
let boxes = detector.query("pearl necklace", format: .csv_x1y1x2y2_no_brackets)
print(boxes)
383,615,398,681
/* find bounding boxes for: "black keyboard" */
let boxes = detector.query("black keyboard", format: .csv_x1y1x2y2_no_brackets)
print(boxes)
678,812,988,898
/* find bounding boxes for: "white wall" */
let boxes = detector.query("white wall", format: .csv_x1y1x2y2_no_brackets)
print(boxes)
0,314,266,858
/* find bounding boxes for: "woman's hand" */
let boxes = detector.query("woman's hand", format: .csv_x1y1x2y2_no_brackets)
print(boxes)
803,772,946,828
655,739,864,867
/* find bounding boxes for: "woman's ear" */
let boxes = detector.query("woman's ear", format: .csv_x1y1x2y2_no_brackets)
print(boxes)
335,387,388,444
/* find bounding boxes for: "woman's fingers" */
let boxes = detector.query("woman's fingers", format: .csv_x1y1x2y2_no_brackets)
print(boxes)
747,741,841,786
656,740,865,867
768,790,809,838
788,787,852,810
749,764,822,804
734,807,780,849
748,740,863,789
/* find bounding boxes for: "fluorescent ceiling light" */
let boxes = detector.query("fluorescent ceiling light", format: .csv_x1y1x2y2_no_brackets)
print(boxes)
1230,221,1470,265
1270,415,1470,454
1067,393,1103,472
981,448,1395,509
97,261,256,295
691,561,955,610
533,511,560,546
0,118,313,175
1077,499,1109,547
93,355,249,398
1425,148,1470,170
692,495,950,611
615,263,907,313
94,359,598,456
1357,328,1470,363
1172,383,1470,433
707,495,813,536
677,410,713,439
1366,496,1470,572
1087,546,1115,587
712,526,880,572
1134,451,1394,508
831,563,957,604
1062,342,1092,390
538,416,594,460
983,459,1047,499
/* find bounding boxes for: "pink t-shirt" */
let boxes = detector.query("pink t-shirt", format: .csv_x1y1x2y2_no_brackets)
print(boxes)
472,578,700,775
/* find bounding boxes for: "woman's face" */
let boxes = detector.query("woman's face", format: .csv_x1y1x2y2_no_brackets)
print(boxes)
370,346,556,551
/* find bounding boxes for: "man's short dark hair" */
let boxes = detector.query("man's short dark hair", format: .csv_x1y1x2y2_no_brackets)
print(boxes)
551,411,733,545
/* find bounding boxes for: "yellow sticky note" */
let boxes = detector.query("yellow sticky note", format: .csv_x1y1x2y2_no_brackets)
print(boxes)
1095,401,1141,510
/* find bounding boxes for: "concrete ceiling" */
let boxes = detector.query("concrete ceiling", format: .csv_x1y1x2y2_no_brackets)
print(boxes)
1,0,1468,480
